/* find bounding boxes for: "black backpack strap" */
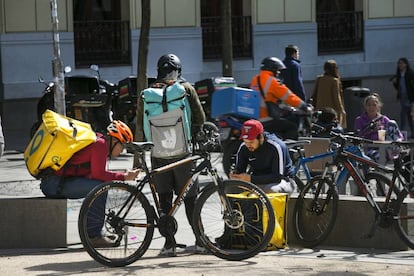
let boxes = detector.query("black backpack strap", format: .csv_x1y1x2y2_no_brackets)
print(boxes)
162,85,168,112
257,76,266,99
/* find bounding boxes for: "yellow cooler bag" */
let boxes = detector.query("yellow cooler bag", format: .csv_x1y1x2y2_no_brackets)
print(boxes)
263,193,288,250
217,192,288,250
24,109,97,178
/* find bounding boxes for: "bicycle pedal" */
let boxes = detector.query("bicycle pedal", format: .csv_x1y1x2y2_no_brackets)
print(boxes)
176,243,186,248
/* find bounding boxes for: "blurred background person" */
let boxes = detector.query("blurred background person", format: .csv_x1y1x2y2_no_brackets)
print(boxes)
250,56,311,140
355,93,403,162
391,57,414,138
281,45,306,101
312,107,344,137
310,60,347,129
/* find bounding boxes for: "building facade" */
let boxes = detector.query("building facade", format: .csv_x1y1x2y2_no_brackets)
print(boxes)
0,0,413,150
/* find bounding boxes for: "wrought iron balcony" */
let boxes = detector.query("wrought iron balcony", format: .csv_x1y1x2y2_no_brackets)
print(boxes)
201,16,252,60
74,20,131,67
317,11,364,53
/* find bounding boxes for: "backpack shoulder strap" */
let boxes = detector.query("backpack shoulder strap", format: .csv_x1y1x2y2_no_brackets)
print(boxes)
161,85,168,112
257,76,266,99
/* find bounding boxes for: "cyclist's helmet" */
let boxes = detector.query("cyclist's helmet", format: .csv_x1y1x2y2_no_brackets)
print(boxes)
157,54,182,71
157,54,182,82
260,57,286,75
107,120,133,143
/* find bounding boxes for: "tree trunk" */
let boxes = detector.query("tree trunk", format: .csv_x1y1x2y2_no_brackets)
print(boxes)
136,0,150,99
134,0,150,167
50,0,66,115
221,0,233,77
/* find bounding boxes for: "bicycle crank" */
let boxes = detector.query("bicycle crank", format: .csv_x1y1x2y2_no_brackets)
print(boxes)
158,215,178,237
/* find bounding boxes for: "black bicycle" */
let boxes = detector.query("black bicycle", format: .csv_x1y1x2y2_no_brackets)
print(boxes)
293,132,414,248
78,122,275,267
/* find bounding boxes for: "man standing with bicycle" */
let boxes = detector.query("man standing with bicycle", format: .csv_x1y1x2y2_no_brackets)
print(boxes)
230,119,296,194
136,54,206,256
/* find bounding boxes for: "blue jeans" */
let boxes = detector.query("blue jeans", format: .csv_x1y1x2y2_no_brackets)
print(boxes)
40,175,107,237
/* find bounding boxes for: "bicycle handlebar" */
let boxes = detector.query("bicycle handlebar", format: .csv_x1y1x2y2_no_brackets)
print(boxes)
328,129,414,149
312,123,382,146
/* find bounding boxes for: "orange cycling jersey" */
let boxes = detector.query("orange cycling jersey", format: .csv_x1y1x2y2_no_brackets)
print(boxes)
250,70,305,118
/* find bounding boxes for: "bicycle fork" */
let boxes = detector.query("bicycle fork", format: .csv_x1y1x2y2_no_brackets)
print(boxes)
209,171,242,228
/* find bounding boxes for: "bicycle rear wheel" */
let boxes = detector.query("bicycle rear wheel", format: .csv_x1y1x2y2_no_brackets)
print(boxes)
78,181,155,267
293,175,338,248
393,189,414,249
193,180,275,261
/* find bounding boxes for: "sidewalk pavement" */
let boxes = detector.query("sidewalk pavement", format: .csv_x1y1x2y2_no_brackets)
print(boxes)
1,150,414,275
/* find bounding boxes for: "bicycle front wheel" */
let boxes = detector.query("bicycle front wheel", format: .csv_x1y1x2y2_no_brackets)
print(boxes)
393,189,414,249
193,180,275,261
293,175,338,248
78,181,155,267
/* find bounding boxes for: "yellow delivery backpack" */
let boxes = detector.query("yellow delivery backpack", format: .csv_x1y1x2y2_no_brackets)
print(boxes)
24,109,97,178
217,192,288,250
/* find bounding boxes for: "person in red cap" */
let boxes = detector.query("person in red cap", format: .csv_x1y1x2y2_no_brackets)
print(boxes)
229,119,296,194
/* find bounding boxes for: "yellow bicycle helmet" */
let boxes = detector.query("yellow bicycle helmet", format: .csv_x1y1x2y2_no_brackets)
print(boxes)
107,120,133,143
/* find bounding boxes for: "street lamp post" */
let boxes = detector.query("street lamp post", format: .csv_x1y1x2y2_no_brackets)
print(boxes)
50,0,66,115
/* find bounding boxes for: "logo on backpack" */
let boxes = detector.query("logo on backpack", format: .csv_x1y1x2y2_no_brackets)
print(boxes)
142,81,192,158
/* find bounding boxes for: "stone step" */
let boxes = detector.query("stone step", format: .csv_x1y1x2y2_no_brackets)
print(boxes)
286,195,411,250
0,197,67,248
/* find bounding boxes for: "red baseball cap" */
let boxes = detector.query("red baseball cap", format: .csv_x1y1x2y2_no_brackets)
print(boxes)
240,119,264,140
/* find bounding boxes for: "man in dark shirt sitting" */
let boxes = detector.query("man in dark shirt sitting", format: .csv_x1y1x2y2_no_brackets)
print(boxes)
229,119,296,194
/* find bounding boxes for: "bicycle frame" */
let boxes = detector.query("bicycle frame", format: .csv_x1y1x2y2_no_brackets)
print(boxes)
125,149,230,223
332,144,394,213
292,140,366,190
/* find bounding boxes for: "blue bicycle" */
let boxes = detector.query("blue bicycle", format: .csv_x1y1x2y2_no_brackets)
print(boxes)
288,134,375,194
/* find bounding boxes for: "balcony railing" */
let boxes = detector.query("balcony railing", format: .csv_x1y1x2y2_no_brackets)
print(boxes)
317,11,363,53
201,16,252,60
74,20,131,67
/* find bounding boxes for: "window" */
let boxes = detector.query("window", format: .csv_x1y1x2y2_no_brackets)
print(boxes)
73,0,131,67
316,0,363,54
201,0,252,60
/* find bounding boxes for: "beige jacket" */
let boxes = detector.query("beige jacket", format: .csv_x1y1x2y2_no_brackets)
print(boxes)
312,75,347,128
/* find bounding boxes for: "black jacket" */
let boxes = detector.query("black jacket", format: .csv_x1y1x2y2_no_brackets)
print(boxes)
235,132,294,185
392,68,414,102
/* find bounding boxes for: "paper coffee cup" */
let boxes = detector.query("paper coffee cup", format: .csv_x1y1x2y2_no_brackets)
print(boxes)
378,129,386,141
